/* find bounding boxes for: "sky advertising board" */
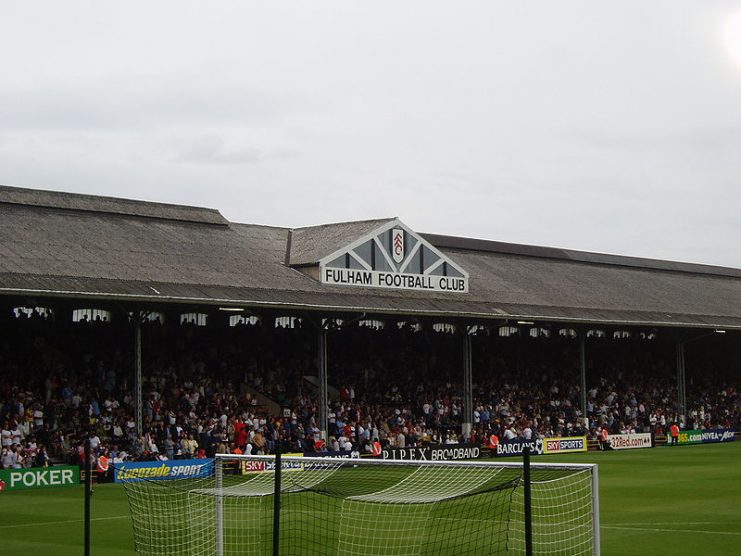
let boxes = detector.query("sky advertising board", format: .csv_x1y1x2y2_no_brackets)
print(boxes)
543,436,587,455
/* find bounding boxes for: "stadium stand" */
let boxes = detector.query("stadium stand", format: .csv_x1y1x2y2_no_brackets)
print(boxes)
0,184,738,471
1,310,738,468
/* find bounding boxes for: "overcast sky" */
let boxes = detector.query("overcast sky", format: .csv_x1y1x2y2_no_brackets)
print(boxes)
2,1,741,267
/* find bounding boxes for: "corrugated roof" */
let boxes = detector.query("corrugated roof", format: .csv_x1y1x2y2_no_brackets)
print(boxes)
0,184,228,225
422,233,741,279
1,187,740,329
0,202,286,287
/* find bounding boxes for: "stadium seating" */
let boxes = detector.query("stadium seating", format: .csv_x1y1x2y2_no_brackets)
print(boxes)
1,310,738,468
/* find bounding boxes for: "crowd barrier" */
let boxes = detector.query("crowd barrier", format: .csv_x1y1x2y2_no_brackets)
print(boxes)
4,430,736,494
300,430,737,461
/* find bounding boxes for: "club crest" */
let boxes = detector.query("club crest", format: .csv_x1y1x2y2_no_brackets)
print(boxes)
392,228,404,263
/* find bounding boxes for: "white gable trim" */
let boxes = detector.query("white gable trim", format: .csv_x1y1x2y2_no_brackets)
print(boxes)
348,249,373,271
398,241,422,273
423,257,446,276
319,218,469,278
318,219,469,293
374,236,397,270
318,218,403,267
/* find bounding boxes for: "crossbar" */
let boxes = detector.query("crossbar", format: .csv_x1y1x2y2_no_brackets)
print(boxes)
215,453,596,471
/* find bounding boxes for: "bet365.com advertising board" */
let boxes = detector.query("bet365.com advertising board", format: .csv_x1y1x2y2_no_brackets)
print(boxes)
0,465,79,492
676,430,703,445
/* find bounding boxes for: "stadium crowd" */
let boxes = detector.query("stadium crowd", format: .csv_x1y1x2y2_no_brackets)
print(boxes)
1,310,738,470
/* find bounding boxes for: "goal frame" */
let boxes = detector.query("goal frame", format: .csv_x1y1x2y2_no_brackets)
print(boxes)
213,453,600,556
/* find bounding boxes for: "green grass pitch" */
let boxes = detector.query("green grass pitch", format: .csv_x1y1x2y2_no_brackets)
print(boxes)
1,442,739,555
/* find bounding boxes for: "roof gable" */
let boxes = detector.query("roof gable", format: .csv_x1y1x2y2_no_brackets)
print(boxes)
287,218,395,266
317,219,469,293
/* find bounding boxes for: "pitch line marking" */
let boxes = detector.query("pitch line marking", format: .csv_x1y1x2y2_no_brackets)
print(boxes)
0,515,129,529
603,525,741,536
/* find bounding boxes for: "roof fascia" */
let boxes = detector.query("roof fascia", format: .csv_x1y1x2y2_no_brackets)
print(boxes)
2,287,740,330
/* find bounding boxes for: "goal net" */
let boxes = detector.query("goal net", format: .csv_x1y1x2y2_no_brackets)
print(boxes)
120,454,599,555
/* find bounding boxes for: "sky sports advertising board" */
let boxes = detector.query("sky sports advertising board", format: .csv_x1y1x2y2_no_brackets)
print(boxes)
543,436,588,455
241,453,304,474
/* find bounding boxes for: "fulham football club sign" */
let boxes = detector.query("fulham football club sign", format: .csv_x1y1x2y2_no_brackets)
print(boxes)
318,219,469,293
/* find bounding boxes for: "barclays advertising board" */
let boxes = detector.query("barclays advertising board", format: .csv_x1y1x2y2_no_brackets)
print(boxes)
494,438,544,457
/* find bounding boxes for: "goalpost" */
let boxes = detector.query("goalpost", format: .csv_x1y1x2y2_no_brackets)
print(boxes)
120,453,600,556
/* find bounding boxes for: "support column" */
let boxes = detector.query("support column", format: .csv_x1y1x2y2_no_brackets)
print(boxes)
462,328,473,439
134,314,143,437
676,339,686,426
579,330,588,429
317,328,328,440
